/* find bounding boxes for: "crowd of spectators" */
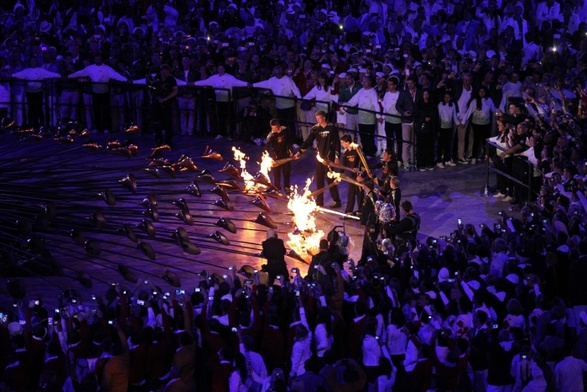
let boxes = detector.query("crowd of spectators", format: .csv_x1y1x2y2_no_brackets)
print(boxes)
2,0,587,391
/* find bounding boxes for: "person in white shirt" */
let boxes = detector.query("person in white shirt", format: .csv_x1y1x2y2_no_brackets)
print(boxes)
535,0,562,29
344,75,381,158
385,308,407,371
240,335,268,385
499,72,523,112
464,86,498,164
554,348,587,392
193,64,248,139
174,56,198,136
289,305,312,378
12,57,61,130
145,1,179,32
313,307,333,359
303,72,337,116
362,317,384,387
454,73,474,164
228,352,250,392
382,76,403,162
501,4,529,47
437,92,458,168
253,65,301,142
68,53,128,133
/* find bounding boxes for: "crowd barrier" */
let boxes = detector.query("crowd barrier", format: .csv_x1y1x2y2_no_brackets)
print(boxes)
0,79,405,144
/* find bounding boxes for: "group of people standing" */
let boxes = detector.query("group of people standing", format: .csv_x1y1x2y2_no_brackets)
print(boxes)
263,107,421,271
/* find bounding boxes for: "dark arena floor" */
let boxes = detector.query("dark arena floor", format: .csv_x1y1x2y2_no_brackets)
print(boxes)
0,126,506,310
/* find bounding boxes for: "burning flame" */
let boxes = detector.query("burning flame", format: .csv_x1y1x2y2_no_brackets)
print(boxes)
286,178,323,258
327,171,341,182
232,146,254,190
259,151,273,180
232,146,275,193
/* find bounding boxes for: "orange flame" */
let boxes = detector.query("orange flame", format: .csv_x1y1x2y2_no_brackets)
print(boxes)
232,146,254,191
259,151,274,180
286,178,323,258
232,146,275,193
327,171,341,182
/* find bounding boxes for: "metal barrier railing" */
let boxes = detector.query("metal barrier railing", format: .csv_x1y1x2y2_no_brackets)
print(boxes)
1,78,410,151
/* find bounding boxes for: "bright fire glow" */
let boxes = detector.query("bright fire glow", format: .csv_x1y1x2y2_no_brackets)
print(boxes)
232,146,255,190
327,171,341,182
259,151,273,180
286,178,323,258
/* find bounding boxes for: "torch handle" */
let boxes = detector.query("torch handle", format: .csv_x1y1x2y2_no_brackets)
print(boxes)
306,180,339,199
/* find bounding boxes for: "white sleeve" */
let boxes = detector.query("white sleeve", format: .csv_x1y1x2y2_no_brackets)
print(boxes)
290,342,303,377
11,69,29,79
228,370,241,392
464,100,474,123
346,89,361,107
303,86,317,100
68,68,88,78
229,75,248,88
107,67,127,82
146,307,156,328
38,69,62,79
193,75,213,87
314,324,329,353
403,340,418,368
253,78,273,90
289,77,301,99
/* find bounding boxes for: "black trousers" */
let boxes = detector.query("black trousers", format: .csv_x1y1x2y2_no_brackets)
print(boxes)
493,155,512,196
385,121,402,160
345,182,364,214
436,127,453,163
153,101,174,146
92,92,110,132
266,259,289,286
416,130,435,168
359,122,376,157
315,162,340,206
512,157,532,202
215,101,234,137
271,161,291,191
26,92,44,130
471,122,491,158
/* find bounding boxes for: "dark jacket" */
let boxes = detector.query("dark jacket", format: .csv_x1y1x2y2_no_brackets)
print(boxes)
300,122,340,161
396,88,422,123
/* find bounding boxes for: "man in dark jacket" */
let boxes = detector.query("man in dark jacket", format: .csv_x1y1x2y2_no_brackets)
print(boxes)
265,118,293,193
296,110,342,208
395,76,421,168
261,229,289,285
